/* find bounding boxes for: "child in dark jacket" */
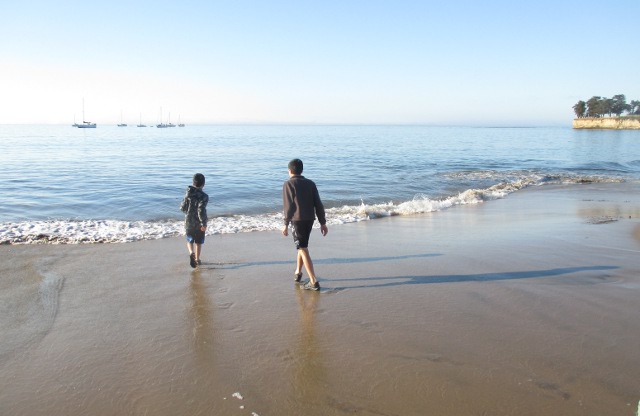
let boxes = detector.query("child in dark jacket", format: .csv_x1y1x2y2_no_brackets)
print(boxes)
180,173,209,268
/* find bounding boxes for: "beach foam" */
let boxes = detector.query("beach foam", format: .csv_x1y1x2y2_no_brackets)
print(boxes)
0,173,625,245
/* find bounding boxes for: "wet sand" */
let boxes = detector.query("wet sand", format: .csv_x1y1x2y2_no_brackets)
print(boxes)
1,182,639,416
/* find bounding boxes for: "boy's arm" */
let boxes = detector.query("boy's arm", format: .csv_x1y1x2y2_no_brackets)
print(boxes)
180,196,188,213
282,182,295,236
313,184,328,236
282,182,295,225
313,186,326,225
197,195,208,228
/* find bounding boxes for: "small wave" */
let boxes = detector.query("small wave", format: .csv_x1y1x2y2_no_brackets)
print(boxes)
443,169,625,186
355,172,624,219
0,172,625,245
353,180,521,219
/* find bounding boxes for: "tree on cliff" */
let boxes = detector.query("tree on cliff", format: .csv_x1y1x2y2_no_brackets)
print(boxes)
602,98,614,117
573,101,586,118
586,96,603,117
611,94,631,116
575,94,637,118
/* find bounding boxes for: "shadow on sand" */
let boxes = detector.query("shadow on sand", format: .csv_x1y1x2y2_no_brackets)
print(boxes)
327,265,619,289
203,253,442,270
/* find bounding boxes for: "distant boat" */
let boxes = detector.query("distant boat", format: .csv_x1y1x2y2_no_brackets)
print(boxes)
74,99,96,128
117,111,127,127
178,115,185,127
157,107,168,128
76,121,96,128
137,113,146,127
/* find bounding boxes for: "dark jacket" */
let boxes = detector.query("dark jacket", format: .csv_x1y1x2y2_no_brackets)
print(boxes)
180,186,209,231
283,175,326,226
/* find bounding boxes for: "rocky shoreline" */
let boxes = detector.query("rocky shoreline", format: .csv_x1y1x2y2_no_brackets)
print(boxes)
573,117,640,129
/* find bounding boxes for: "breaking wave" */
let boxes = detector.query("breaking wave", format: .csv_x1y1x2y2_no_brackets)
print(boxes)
0,172,625,245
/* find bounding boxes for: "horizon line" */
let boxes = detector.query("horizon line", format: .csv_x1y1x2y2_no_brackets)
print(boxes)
0,122,568,128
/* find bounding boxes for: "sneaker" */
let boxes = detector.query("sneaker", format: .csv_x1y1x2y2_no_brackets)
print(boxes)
302,281,320,291
189,253,197,268
294,272,303,283
197,259,202,266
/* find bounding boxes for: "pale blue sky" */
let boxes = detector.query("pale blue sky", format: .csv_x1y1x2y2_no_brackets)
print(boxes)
1,0,638,125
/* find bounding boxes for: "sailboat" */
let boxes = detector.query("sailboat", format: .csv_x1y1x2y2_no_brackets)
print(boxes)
137,113,146,127
178,115,185,127
75,99,96,128
117,111,127,127
157,107,168,128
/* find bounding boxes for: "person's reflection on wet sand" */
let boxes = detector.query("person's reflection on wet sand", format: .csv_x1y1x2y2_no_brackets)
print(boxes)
292,287,327,407
190,269,215,360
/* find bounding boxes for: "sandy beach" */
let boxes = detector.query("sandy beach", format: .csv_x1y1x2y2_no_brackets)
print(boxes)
1,182,639,416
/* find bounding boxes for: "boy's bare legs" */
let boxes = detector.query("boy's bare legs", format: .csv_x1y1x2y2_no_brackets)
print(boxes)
186,242,202,266
299,224,327,285
295,250,304,276
298,248,318,285
195,243,202,263
283,223,326,285
186,241,196,268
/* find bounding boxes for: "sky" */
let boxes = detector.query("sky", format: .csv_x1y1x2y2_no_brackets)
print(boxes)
1,0,639,126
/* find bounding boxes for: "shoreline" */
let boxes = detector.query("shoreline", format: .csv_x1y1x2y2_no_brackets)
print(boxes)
573,117,640,129
0,174,632,246
1,182,639,415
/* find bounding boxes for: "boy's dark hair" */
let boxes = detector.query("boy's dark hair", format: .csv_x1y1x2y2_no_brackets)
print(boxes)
288,159,303,175
193,173,205,188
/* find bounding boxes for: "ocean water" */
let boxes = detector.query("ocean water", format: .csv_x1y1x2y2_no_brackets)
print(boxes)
0,124,638,244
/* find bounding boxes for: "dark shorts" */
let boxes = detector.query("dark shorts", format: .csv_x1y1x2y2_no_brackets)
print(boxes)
292,220,314,249
186,227,205,244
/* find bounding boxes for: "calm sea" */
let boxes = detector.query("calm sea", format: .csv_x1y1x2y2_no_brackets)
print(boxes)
1,124,638,244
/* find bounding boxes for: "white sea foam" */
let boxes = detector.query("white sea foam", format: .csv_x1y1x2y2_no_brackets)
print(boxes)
0,173,625,245
353,172,623,219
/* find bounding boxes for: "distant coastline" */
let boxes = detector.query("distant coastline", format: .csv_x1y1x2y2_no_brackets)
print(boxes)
573,116,640,130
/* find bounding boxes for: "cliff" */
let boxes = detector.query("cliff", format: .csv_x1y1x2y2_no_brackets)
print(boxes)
573,117,640,130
